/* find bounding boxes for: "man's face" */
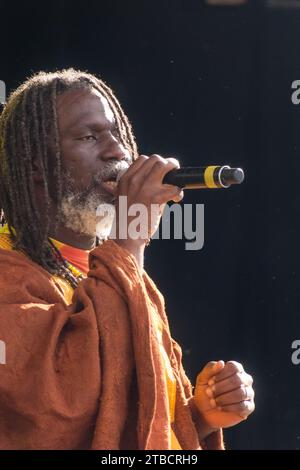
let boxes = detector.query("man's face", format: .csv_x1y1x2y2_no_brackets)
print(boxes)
56,87,132,239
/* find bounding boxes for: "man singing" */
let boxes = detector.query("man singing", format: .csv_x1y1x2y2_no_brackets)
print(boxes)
0,69,254,449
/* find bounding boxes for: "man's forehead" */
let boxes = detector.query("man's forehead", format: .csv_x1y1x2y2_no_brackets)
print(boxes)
56,88,114,127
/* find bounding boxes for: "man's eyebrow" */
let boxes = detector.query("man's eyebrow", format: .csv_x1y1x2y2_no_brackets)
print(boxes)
68,118,118,131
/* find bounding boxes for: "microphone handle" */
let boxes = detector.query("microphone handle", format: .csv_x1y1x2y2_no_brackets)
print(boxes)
162,165,244,189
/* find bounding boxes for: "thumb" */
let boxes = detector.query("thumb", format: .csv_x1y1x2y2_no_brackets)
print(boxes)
196,360,225,386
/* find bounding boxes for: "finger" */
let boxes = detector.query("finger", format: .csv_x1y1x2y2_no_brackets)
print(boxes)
159,203,166,215
196,360,225,386
121,155,169,193
163,158,182,201
119,155,179,183
217,400,255,419
165,157,180,169
211,386,254,408
163,157,183,201
164,157,180,198
151,186,184,205
117,155,149,192
119,154,149,180
207,372,254,398
145,156,180,186
209,361,244,385
171,189,184,203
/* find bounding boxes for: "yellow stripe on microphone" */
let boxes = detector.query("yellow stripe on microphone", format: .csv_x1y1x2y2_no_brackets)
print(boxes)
204,165,219,188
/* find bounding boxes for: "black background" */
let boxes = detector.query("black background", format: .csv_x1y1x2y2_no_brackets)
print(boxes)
1,0,300,450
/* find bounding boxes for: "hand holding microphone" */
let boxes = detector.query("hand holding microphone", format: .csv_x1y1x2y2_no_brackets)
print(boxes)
113,155,183,266
113,155,244,269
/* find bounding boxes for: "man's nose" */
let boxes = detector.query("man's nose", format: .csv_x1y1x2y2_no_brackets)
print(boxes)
101,135,130,162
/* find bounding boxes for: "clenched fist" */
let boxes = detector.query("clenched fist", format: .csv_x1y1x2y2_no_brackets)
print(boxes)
194,360,255,432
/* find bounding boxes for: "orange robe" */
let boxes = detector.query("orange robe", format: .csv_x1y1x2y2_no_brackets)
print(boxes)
0,238,223,450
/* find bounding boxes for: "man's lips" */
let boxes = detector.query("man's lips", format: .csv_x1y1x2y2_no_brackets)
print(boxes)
101,180,118,195
99,165,129,197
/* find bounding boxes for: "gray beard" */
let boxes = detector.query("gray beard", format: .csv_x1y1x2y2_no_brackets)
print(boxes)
58,161,128,240
60,192,115,241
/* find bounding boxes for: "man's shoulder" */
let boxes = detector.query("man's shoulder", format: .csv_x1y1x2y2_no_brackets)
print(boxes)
0,246,41,273
0,248,51,287
0,247,58,302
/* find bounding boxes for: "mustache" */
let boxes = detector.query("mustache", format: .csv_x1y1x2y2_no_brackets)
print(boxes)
93,160,130,184
62,160,130,190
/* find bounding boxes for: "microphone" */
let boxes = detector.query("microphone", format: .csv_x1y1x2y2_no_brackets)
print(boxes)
116,164,244,189
162,165,244,189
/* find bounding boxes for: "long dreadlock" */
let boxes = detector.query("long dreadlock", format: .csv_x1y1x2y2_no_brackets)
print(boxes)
0,69,138,288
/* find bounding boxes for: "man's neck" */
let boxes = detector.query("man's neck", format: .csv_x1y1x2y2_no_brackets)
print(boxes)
48,225,96,250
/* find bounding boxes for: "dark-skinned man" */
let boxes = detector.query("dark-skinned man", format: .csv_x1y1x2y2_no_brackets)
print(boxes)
0,69,254,450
